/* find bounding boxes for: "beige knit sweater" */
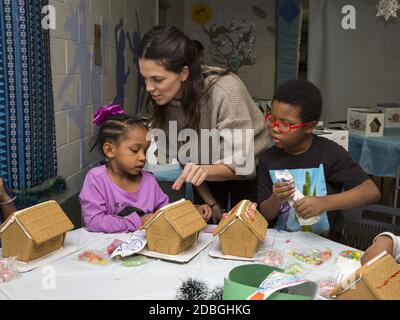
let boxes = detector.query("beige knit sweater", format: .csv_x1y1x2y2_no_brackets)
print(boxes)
155,68,271,177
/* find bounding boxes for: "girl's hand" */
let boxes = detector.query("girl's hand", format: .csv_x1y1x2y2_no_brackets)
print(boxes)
196,204,212,222
140,213,155,226
293,196,325,219
172,163,208,191
211,204,222,224
361,235,394,265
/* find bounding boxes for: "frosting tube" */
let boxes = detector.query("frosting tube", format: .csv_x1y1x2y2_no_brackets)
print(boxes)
275,170,320,226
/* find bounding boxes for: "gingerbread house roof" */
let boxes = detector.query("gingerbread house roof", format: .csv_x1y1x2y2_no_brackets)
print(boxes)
213,200,267,240
142,199,206,239
0,200,74,245
360,253,400,299
331,252,400,300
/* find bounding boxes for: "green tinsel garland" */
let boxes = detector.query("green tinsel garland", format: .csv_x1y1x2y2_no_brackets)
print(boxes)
12,177,67,210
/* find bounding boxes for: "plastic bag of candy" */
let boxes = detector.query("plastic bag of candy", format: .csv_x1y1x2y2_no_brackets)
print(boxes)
258,248,284,267
0,257,21,283
78,250,109,266
283,262,309,276
339,250,363,261
288,247,332,266
317,277,337,299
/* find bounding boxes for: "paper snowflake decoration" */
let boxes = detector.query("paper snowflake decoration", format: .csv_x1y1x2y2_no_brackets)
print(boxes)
377,0,400,21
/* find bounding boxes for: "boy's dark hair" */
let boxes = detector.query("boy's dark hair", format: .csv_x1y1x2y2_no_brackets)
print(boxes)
91,115,149,157
272,79,322,122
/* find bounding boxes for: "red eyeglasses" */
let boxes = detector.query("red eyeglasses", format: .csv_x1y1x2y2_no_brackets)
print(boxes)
264,113,312,133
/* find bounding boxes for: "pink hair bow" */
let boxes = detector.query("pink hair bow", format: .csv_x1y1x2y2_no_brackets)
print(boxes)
92,104,125,126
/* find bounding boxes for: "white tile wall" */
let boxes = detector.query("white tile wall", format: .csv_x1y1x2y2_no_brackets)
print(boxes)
50,0,157,194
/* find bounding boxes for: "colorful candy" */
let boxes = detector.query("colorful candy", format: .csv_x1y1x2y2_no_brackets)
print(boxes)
288,248,332,266
78,250,109,265
284,263,307,275
339,250,363,261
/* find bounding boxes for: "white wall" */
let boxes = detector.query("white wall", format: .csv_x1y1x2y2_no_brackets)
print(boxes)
183,0,276,100
50,0,157,194
308,0,400,124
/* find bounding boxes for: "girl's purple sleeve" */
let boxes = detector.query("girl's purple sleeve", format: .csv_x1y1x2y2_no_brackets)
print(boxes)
79,173,142,233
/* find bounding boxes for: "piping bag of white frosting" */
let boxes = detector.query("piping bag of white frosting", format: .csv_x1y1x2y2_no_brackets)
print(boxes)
275,170,320,226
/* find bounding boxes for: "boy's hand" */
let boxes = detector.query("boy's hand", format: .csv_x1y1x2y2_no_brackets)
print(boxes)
294,196,325,219
196,204,212,222
361,235,394,265
272,181,295,203
140,213,155,226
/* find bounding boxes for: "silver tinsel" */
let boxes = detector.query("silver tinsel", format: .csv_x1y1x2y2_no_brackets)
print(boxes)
176,278,223,300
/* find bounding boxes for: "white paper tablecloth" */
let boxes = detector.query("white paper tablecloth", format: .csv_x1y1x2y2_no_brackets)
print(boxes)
0,228,358,300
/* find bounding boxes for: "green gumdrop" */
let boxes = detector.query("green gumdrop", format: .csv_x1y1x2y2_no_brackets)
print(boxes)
122,255,149,267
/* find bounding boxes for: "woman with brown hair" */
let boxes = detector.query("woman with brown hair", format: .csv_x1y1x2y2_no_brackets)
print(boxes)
138,26,270,222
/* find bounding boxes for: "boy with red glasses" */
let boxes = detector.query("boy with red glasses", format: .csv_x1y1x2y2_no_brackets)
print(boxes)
257,79,380,241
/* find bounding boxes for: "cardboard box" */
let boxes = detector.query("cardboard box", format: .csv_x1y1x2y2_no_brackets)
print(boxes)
212,200,268,258
0,201,74,262
314,129,349,151
330,253,400,300
347,110,385,137
223,264,317,300
376,103,400,128
346,107,376,130
141,199,207,255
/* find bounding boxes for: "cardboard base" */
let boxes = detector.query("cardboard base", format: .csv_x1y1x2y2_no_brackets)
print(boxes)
0,245,78,272
139,233,213,263
208,237,274,261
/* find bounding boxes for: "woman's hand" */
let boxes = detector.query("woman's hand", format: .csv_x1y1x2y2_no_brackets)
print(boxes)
195,204,212,222
361,235,394,265
172,163,208,190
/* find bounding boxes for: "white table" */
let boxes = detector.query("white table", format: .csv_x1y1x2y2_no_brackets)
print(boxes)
0,228,358,300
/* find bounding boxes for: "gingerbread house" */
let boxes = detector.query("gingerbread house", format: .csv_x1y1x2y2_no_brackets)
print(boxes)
331,252,400,300
141,199,207,255
212,200,268,258
0,200,74,262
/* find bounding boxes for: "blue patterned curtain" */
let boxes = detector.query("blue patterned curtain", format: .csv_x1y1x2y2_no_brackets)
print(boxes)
0,0,57,190
276,0,303,87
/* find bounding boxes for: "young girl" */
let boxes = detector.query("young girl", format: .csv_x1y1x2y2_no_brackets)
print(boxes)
79,104,212,233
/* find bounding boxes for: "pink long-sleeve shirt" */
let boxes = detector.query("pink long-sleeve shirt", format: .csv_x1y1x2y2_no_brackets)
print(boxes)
79,165,169,233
